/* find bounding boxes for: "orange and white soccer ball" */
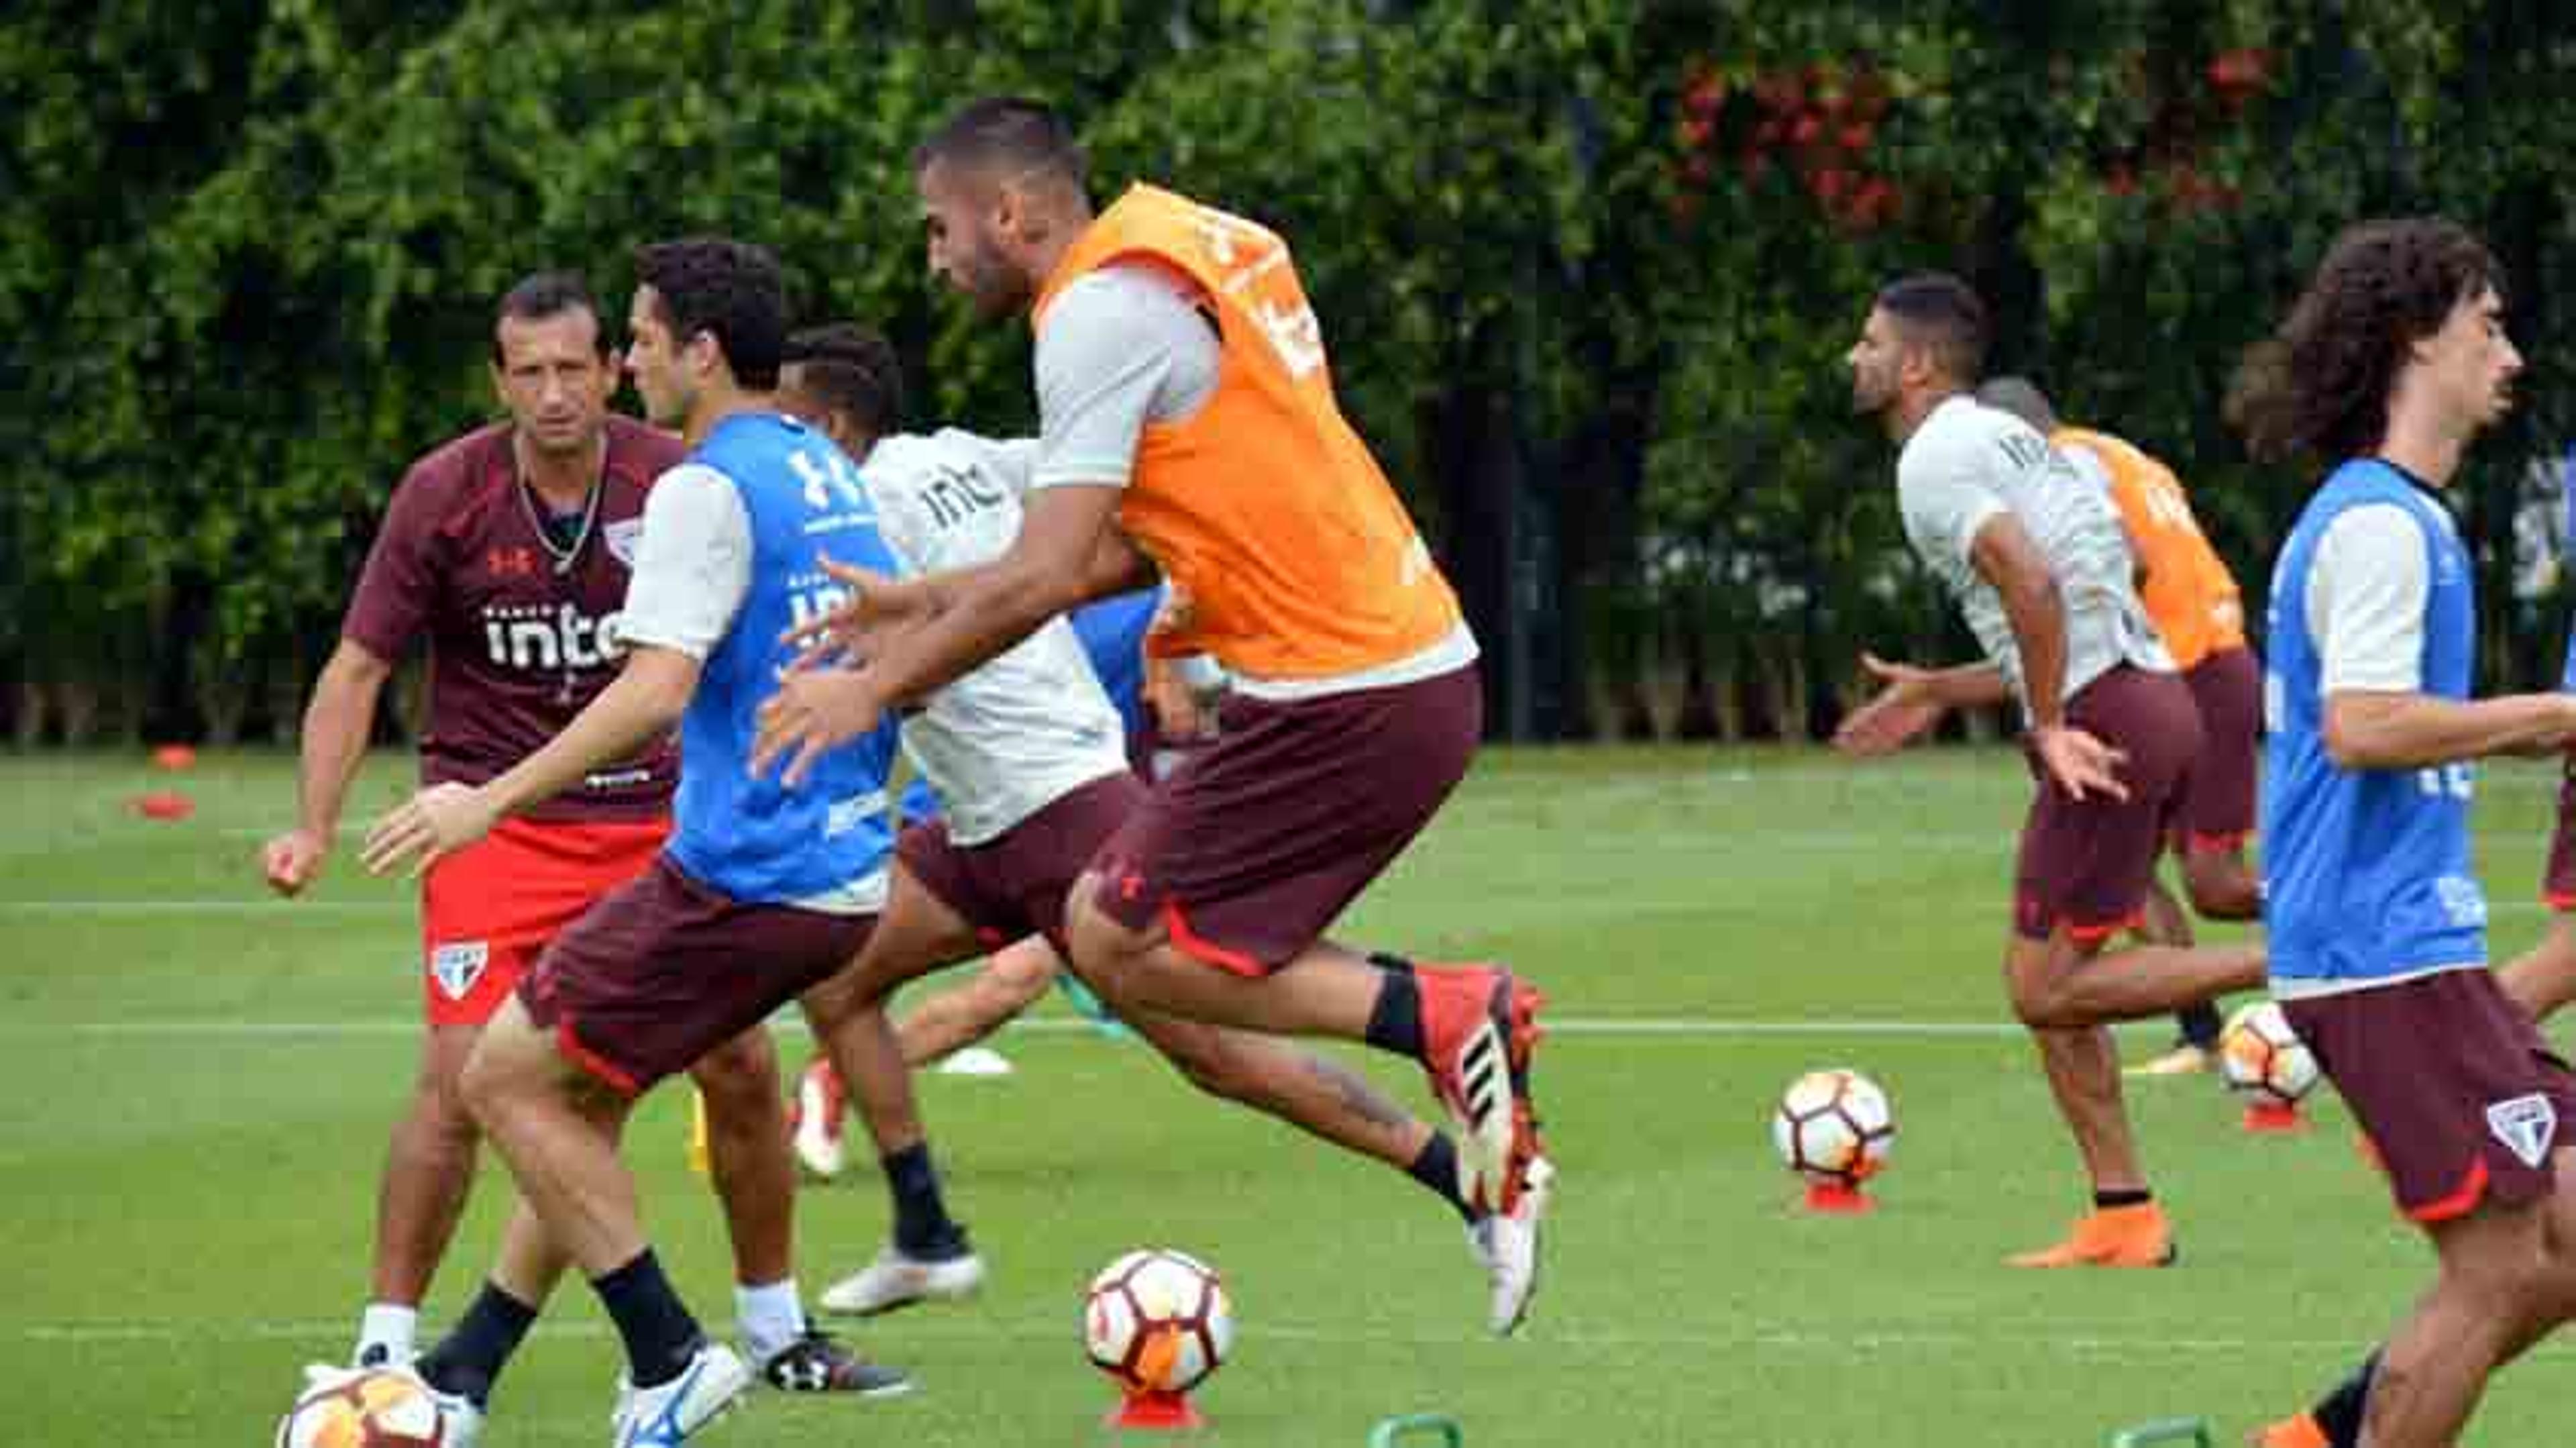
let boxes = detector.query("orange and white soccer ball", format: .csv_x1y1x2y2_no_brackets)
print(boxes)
2220,1000,2320,1104
1083,1248,1234,1395
275,1367,447,1448
1771,1068,1896,1186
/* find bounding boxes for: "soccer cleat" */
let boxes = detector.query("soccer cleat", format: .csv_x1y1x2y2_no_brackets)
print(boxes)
1420,964,1549,1217
757,1329,914,1396
610,1341,749,1447
299,1361,484,1448
816,1243,988,1316
2247,1412,2330,1448
2125,1043,2215,1078
789,1057,847,1181
2006,1201,2178,1268
1466,1155,1554,1337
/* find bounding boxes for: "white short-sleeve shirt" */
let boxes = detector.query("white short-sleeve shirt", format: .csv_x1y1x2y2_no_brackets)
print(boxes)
1896,396,2171,709
861,428,1132,845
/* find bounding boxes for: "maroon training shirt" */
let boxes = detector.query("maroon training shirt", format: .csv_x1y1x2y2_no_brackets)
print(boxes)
341,415,686,821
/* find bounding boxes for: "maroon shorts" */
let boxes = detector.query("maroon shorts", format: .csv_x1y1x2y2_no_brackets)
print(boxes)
2544,758,2576,909
2174,644,2260,854
2284,970,2576,1224
519,857,875,1096
1089,663,1483,974
897,770,1147,955
2013,665,2200,943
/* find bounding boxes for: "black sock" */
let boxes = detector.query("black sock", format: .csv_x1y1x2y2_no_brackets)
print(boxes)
882,1143,969,1258
1362,955,1424,1059
591,1249,703,1390
2312,1349,2379,1448
2177,1000,2223,1049
415,1281,539,1408
1406,1131,1477,1224
2093,1187,2153,1209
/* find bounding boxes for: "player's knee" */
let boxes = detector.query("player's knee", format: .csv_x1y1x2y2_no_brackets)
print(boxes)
2004,950,2088,1029
1065,886,1148,998
2182,856,2259,921
985,942,1059,1004
690,1030,783,1117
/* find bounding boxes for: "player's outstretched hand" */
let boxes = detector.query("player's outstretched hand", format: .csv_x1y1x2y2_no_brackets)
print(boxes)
1832,653,1947,758
2031,724,2130,803
779,556,936,658
753,668,886,789
261,827,328,896
360,782,499,878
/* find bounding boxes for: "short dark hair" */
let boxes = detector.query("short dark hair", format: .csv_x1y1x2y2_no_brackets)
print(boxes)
780,323,906,438
492,270,603,364
633,237,788,390
2227,217,2506,464
1875,272,1988,383
912,95,1088,190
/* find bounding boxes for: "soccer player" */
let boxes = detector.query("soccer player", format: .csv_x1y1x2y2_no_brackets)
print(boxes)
2236,219,2576,1448
1976,377,2263,1076
258,272,863,1389
765,321,1542,1332
751,97,1554,1327
358,238,925,1445
1833,273,2265,1268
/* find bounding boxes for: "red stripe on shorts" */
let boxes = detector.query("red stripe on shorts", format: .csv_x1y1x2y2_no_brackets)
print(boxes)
1162,899,1267,978
2408,1155,2490,1225
555,1015,643,1098
2067,909,2145,947
2185,830,2253,855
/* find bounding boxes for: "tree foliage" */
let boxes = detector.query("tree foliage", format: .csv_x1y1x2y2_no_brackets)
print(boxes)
7,1,2575,742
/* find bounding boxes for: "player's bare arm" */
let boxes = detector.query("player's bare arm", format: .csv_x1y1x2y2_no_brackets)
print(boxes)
2322,688,2576,770
360,645,699,877
753,482,1148,786
262,638,396,896
1832,654,2010,758
1967,510,2129,802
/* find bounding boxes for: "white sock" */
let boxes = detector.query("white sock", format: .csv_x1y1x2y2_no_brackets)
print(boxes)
355,1303,419,1366
736,1278,806,1366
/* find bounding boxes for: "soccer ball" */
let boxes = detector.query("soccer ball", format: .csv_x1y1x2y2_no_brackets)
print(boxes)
1771,1068,1896,1186
275,1367,446,1448
2219,1000,2319,1104
1083,1248,1234,1396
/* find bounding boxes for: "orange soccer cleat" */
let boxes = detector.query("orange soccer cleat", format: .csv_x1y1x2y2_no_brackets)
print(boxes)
2247,1410,2328,1448
2006,1200,2178,1268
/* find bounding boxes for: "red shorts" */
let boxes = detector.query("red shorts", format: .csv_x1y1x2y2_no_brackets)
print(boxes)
418,816,669,1026
2013,666,2199,943
519,857,876,1096
2285,970,2576,1224
2174,645,2260,854
1090,664,1483,974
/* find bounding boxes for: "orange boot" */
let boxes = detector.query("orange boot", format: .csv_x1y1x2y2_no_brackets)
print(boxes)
2006,1200,2177,1268
2247,1412,2328,1448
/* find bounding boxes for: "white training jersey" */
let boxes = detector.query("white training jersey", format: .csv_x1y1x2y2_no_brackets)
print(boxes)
861,427,1131,845
1896,395,2170,711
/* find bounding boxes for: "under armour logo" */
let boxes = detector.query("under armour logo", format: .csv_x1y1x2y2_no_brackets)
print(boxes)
2486,1092,2559,1169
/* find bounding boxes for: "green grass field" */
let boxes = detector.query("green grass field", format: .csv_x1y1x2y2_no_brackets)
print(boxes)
6,745,2573,1446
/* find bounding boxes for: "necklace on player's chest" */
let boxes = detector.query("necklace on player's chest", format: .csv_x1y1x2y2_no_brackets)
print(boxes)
512,450,608,707
517,465,604,578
